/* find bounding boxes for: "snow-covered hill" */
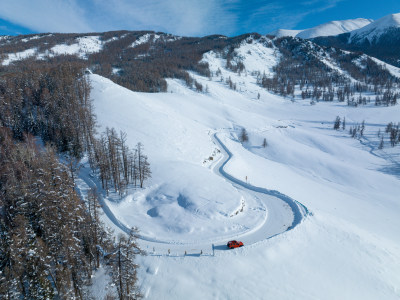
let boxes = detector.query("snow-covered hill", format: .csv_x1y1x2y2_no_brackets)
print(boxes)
0,31,179,66
78,38,400,299
350,13,400,43
269,18,372,39
268,29,302,38
311,13,400,67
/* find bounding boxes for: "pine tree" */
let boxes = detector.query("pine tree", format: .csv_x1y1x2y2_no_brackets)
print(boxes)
239,128,249,143
333,116,341,130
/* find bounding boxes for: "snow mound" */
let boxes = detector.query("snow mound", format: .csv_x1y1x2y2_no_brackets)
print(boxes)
350,13,400,42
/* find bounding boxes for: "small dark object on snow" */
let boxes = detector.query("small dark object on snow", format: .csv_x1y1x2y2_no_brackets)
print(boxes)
227,240,244,249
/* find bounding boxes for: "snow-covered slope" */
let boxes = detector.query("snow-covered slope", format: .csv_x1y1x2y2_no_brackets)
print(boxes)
2,48,37,65
268,29,302,38
0,35,103,65
350,13,400,43
50,36,102,58
270,18,372,39
81,40,400,299
297,18,373,39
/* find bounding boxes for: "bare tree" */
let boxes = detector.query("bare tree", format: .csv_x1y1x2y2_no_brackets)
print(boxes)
262,138,268,148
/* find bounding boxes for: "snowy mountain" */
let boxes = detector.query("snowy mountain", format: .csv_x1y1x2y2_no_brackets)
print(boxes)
349,13,400,43
313,13,400,67
269,18,372,39
268,29,302,38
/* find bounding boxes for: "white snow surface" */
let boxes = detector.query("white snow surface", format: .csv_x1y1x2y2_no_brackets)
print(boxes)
369,56,400,77
131,34,154,47
50,36,102,58
2,48,37,65
1,35,103,65
297,18,373,39
131,33,181,48
80,43,400,299
270,18,373,39
268,29,302,38
202,38,279,77
350,13,400,42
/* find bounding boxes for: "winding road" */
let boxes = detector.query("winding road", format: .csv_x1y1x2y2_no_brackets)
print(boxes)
76,132,309,255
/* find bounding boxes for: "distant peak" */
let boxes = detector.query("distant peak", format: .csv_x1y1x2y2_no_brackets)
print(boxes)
350,13,400,42
269,18,372,39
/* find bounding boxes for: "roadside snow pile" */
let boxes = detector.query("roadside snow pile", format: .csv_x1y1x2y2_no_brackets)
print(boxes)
51,36,102,58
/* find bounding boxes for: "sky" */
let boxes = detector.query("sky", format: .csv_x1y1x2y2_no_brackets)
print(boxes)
0,0,399,37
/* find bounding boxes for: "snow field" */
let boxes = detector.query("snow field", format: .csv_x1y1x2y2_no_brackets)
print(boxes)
270,18,373,39
85,39,400,299
1,35,103,65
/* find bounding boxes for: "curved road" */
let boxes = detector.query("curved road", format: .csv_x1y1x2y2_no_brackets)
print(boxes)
76,132,309,255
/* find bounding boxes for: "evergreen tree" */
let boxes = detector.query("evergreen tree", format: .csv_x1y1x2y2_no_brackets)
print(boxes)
334,116,341,130
239,128,249,143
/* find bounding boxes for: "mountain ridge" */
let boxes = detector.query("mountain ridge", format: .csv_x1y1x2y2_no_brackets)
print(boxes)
269,18,373,39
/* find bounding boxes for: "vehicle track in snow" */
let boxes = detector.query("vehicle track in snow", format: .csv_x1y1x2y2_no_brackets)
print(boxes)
76,132,310,255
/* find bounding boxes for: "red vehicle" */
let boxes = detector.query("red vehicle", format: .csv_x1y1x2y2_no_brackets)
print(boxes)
227,240,244,249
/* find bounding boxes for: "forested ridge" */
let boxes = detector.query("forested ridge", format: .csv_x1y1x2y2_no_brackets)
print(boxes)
0,60,146,299
1,30,399,103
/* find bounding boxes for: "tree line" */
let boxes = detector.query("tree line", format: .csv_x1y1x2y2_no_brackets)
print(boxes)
0,60,147,298
0,61,94,158
90,128,151,197
255,37,399,106
0,128,143,299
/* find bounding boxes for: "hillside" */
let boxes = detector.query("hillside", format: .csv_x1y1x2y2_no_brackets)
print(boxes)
313,13,400,67
80,43,400,298
1,26,400,299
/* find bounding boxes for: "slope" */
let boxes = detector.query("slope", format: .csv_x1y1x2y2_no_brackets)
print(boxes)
313,13,400,67
350,13,400,43
82,39,400,298
269,18,372,39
